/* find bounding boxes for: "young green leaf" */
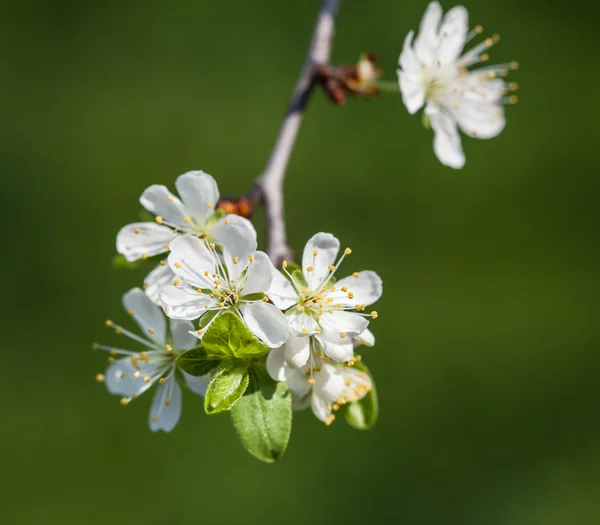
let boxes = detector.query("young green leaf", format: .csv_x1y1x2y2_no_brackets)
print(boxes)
176,347,220,377
204,360,250,415
344,362,378,430
231,364,292,463
202,312,269,359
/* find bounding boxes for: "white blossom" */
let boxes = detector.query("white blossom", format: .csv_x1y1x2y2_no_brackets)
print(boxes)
95,288,209,432
116,170,231,304
267,334,372,426
159,219,289,348
268,232,382,364
397,1,519,168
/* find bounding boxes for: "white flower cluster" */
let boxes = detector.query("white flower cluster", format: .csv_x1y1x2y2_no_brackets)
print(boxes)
96,171,382,431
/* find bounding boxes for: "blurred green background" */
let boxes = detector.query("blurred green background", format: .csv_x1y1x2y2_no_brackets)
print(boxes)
1,0,599,523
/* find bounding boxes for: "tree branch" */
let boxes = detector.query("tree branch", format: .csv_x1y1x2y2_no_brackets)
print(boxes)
255,0,342,265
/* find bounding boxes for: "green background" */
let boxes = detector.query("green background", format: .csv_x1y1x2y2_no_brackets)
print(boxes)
1,0,598,523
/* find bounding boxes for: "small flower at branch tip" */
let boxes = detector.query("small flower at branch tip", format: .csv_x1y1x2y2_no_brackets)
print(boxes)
339,53,384,97
94,288,210,432
397,1,519,169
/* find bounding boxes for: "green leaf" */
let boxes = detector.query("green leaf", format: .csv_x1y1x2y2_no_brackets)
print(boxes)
204,360,250,415
176,347,220,377
344,362,378,430
240,292,265,302
202,312,269,359
231,364,292,463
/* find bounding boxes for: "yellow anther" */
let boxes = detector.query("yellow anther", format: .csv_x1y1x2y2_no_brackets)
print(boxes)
204,271,209,276
263,296,269,302
511,61,519,70
341,287,348,293
131,394,138,400
174,262,182,269
151,416,159,422
235,294,240,301
206,202,213,208
115,327,123,334
141,253,148,260
249,253,254,262
371,311,378,319
340,332,347,339
134,228,141,234
92,343,98,350
133,371,141,378
454,102,461,109
475,24,483,33
501,69,509,77
105,320,114,327
485,37,494,47
173,279,181,287
159,260,166,266
306,266,313,272
96,373,105,382
480,53,489,62
328,265,335,271
314,365,321,372
308,378,316,385
165,344,172,352
344,248,352,255
220,301,225,307
155,216,163,224
333,403,340,411
359,339,365,345
282,260,288,268
110,348,117,356
325,414,335,426
493,33,500,42
509,95,518,104
224,219,230,224
233,257,239,264
165,398,171,406
297,305,305,311
148,328,155,335
167,195,174,201
120,398,128,406
509,82,519,91
314,327,321,333
313,249,318,257
197,328,205,335
209,243,215,249
159,378,166,385
143,376,151,383
344,378,351,386
487,71,497,79
301,327,309,334
330,286,336,292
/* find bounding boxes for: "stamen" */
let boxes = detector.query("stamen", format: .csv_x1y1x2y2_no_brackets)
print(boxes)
96,373,105,382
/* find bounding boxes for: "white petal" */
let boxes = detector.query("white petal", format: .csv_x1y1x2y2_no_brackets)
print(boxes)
283,333,311,369
116,222,176,262
239,302,289,348
219,219,258,281
149,376,182,433
241,251,274,296
168,235,216,289
311,393,332,423
332,270,383,307
287,369,312,398
210,214,256,244
105,358,143,397
302,232,340,290
267,270,298,310
160,285,214,320
287,311,320,335
398,30,422,72
318,333,354,362
266,347,287,382
140,185,188,227
291,391,312,411
144,262,175,306
399,71,425,115
319,310,369,336
455,102,505,139
174,171,220,226
353,328,375,348
436,6,468,65
414,1,442,66
428,106,465,169
181,369,210,397
169,320,197,350
314,363,346,402
122,288,166,346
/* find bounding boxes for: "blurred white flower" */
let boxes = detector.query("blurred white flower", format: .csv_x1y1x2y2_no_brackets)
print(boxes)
397,1,519,168
95,288,209,433
268,232,382,364
159,219,289,348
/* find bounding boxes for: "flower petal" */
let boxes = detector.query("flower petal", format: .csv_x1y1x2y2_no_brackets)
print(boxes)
287,311,320,335
267,270,298,310
311,392,332,423
149,375,182,433
319,310,369,336
353,328,375,348
168,235,216,289
283,333,311,369
219,219,258,281
398,30,421,72
241,251,274,296
332,270,383,306
436,5,468,65
161,285,214,320
174,171,220,226
239,302,289,348
122,288,166,346
302,232,340,290
428,104,465,169
399,71,425,115
140,184,188,227
169,320,197,350
181,369,210,397
317,333,354,362
105,358,142,396
455,101,505,140
266,347,287,382
314,363,346,402
285,368,312,398
116,222,176,262
144,262,175,306
414,1,442,66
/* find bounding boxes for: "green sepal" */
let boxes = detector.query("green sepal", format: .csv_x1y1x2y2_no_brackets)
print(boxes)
421,112,431,130
343,362,378,430
231,364,292,463
204,360,250,415
202,312,269,359
291,269,307,288
176,347,220,377
240,292,265,302
198,309,219,329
